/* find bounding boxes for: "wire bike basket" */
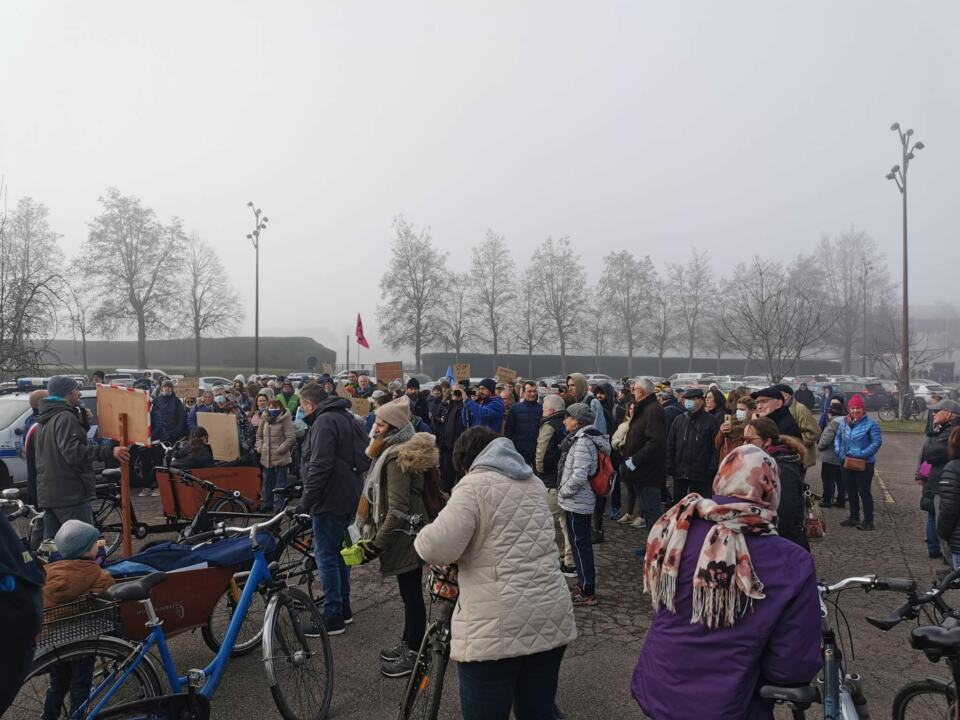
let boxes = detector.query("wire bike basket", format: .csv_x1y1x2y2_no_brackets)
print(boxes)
37,594,123,652
428,564,459,602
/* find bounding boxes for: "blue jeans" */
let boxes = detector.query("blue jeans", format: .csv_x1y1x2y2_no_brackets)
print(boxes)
927,512,943,557
564,511,595,596
261,466,288,510
953,553,960,571
638,485,663,529
43,657,95,720
312,512,351,621
458,645,566,720
842,463,875,523
43,503,95,541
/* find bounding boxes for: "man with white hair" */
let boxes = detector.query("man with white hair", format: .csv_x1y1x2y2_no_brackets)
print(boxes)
536,393,575,576
618,378,668,531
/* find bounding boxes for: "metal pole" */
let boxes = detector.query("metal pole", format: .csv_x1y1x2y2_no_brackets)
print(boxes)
900,166,909,418
862,262,868,376
255,235,259,374
346,334,350,372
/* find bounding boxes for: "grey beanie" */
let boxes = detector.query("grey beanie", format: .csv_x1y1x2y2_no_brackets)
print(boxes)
565,402,595,427
48,375,80,398
54,519,101,560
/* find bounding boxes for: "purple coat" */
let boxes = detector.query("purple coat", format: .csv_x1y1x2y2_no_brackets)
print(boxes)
632,497,822,720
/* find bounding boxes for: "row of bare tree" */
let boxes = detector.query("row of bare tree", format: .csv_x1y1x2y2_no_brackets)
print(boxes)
0,184,242,376
377,216,943,380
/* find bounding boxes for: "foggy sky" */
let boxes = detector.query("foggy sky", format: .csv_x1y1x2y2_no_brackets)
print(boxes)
2,1,958,364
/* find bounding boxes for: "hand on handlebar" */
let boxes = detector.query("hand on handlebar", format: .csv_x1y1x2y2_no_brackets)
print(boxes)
357,539,381,564
113,446,131,463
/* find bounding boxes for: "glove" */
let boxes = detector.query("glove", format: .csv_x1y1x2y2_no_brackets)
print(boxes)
622,458,636,472
357,539,381,564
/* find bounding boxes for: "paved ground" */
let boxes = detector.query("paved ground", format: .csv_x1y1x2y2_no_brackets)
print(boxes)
86,431,947,718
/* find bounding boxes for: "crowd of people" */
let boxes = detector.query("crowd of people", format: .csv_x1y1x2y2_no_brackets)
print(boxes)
9,365,960,719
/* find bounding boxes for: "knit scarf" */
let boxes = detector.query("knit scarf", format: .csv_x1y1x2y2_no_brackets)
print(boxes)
643,493,778,629
357,422,416,540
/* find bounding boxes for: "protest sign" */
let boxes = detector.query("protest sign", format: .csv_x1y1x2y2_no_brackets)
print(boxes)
375,361,403,385
351,398,371,416
174,377,199,399
198,413,240,462
97,384,152,446
453,363,471,382
496,367,518,385
322,363,334,375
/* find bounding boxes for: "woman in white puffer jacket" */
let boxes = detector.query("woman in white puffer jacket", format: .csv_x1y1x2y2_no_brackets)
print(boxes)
414,427,576,720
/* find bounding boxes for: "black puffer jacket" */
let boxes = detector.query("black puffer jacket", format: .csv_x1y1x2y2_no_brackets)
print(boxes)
921,419,960,513
621,394,667,488
766,405,803,442
767,440,810,551
297,396,366,516
665,409,720,485
936,459,960,554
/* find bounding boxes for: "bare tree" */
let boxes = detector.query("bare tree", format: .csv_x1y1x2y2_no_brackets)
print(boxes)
600,250,654,376
62,268,106,373
815,228,895,373
436,273,473,360
469,230,515,373
645,277,681,378
583,286,612,373
721,256,835,382
180,233,242,374
668,248,713,371
870,301,948,384
0,192,64,375
81,189,186,368
531,237,586,375
514,267,554,378
377,216,448,372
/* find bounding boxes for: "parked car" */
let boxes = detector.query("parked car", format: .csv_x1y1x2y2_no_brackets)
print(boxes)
116,368,171,385
669,372,712,384
199,376,232,391
103,372,136,387
912,380,949,402
1,389,99,489
834,381,892,411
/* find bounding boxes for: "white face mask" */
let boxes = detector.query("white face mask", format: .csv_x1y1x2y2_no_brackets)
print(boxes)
735,409,748,422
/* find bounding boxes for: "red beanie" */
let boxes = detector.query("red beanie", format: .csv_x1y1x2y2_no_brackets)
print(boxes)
848,394,865,410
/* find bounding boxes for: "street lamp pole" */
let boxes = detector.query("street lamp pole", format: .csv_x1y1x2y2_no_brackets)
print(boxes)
885,123,924,418
246,202,269,375
861,260,869,377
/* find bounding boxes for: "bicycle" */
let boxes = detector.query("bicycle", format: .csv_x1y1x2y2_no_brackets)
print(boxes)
878,394,928,422
2,486,44,552
12,509,333,720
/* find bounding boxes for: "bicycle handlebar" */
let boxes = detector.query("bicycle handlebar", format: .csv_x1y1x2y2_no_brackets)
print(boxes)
864,568,960,631
185,509,309,546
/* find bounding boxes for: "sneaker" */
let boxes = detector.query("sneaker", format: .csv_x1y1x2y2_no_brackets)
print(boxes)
559,563,577,578
617,514,634,525
929,551,944,560
591,530,605,544
150,488,160,497
380,640,409,662
856,521,876,531
344,604,353,625
304,615,345,638
571,592,597,607
138,488,152,497
630,517,646,529
839,518,859,527
569,584,581,596
380,650,416,678
608,508,621,520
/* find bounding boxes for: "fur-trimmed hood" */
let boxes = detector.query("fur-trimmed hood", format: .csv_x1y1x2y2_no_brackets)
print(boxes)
395,432,440,474
769,434,808,465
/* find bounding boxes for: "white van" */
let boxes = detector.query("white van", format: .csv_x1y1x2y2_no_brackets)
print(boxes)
116,369,171,385
668,372,712,384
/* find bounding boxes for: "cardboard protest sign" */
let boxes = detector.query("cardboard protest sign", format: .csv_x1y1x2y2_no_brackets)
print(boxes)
322,363,334,375
496,367,518,384
97,384,152,446
351,398,371,417
453,363,471,382
174,377,199,399
336,381,350,398
197,413,240,462
375,361,403,385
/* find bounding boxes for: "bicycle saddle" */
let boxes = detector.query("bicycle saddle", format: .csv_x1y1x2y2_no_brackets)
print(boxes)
106,571,168,602
911,624,960,651
100,468,121,480
758,684,819,707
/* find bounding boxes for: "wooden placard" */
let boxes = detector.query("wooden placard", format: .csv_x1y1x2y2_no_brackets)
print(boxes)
375,361,403,384
321,363,334,375
336,381,350,398
496,367,518,384
197,413,240,462
97,384,152,446
174,377,199,399
351,398,371,417
454,363,471,382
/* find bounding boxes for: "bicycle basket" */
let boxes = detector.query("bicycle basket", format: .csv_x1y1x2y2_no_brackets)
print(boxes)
38,594,122,652
429,564,459,601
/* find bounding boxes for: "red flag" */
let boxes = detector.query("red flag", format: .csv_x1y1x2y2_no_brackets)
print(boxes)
356,314,370,348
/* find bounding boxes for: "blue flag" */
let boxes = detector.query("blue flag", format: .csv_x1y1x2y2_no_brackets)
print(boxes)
446,365,455,385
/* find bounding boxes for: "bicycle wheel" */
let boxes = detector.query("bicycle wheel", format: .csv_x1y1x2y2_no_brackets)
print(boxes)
878,406,897,422
892,679,956,719
9,636,164,719
94,497,124,556
201,571,268,656
399,637,448,720
212,497,253,526
263,586,333,720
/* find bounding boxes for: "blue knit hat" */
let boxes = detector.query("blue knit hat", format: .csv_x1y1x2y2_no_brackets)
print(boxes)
54,520,101,560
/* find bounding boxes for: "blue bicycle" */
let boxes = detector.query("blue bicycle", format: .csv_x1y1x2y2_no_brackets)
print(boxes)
12,510,333,720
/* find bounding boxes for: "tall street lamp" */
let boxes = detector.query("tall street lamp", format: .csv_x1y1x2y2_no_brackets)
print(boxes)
861,259,872,377
246,202,269,374
885,123,924,418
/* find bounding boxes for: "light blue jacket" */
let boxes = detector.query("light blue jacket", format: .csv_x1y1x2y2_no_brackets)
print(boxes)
834,415,883,466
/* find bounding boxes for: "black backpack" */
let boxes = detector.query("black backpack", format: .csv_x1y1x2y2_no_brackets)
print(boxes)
339,409,372,476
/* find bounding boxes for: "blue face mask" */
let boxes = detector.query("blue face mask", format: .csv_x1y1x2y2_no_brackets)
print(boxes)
268,408,281,418
214,395,226,406
683,399,696,412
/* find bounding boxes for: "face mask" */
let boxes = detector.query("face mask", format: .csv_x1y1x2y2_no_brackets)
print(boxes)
683,400,696,412
735,409,748,422
268,409,281,418
161,389,172,396
214,395,226,406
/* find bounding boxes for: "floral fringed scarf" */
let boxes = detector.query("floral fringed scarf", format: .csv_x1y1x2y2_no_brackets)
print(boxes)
643,444,781,629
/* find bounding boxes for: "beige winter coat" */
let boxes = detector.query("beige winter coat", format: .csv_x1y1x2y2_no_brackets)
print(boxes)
414,437,577,663
255,409,296,468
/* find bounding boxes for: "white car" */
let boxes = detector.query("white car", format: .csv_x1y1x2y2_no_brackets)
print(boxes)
669,372,712,384
1,390,99,490
199,376,232,392
912,381,948,402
